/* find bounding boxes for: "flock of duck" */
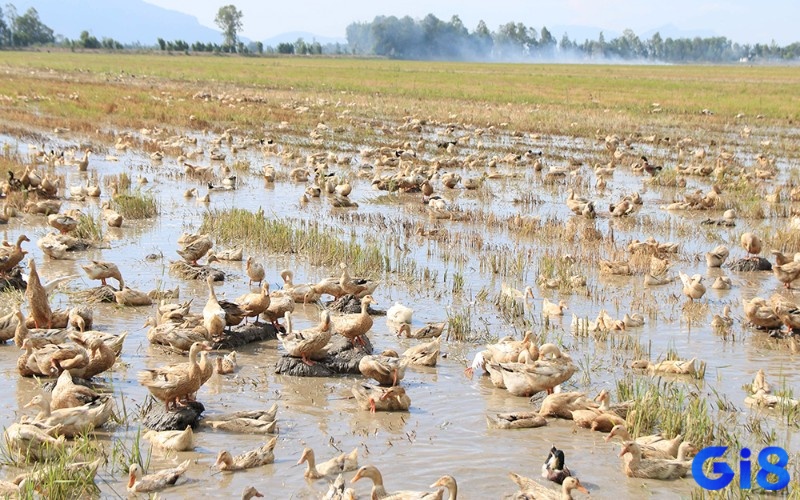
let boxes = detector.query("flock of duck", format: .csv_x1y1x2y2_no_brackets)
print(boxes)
0,202,464,498
0,101,797,499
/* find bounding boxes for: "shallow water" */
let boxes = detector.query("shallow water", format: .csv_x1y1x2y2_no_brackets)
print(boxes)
0,113,798,500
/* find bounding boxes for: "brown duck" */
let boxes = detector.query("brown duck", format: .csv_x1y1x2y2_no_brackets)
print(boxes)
26,259,52,328
0,235,29,273
137,342,211,410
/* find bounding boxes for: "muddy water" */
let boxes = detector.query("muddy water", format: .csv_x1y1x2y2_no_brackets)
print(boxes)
0,124,798,500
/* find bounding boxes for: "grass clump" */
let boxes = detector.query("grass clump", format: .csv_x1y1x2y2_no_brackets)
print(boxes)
1,430,104,498
200,207,386,276
446,304,474,342
617,376,716,448
110,428,150,475
73,213,103,241
112,190,159,219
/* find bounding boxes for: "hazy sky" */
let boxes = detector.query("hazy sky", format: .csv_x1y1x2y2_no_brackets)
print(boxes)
144,0,797,45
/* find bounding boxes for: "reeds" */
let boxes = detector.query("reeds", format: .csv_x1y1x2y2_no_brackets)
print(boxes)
73,213,103,241
112,190,159,219
446,305,473,342
618,376,715,448
200,207,386,276
1,430,103,498
110,428,150,475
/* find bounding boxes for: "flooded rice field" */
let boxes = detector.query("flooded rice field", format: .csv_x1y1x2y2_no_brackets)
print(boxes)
0,61,799,499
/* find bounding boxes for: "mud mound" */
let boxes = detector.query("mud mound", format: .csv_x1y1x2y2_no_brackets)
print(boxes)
275,334,373,377
143,401,205,431
169,261,225,281
325,294,385,315
212,322,277,350
728,257,772,272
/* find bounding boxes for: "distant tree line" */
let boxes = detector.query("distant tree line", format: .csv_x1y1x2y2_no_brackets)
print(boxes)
0,3,125,49
2,3,798,63
0,4,53,46
346,14,800,62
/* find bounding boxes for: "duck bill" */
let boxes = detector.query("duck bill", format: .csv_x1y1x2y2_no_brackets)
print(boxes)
603,434,612,442
127,470,135,489
351,469,364,484
577,485,589,494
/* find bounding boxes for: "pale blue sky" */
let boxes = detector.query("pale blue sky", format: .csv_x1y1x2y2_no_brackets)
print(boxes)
145,0,798,45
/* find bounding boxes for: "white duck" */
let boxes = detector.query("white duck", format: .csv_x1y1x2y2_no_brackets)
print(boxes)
387,302,413,325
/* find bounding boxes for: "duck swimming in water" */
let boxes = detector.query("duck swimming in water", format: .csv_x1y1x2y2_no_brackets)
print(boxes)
542,445,572,485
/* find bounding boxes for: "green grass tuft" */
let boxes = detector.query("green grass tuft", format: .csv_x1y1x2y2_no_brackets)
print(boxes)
112,191,159,219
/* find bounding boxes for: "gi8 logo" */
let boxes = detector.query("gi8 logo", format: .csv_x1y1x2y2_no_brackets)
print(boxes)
692,446,790,491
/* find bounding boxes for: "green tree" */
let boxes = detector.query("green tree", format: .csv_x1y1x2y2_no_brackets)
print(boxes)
0,6,6,46
101,37,122,50
539,26,555,57
495,22,531,58
276,42,294,54
157,37,166,50
79,30,99,48
294,37,307,54
559,33,575,52
471,20,492,58
11,7,53,46
4,3,17,45
648,32,663,60
345,21,373,54
214,4,243,50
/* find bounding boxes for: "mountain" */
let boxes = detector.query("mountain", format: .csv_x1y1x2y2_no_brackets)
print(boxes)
262,31,347,47
10,0,223,45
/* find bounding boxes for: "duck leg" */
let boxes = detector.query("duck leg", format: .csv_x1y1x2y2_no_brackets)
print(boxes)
369,398,377,414
301,354,316,366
